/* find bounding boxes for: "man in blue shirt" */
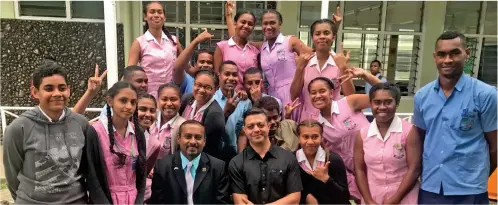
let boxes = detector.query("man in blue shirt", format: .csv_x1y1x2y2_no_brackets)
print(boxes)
413,31,497,204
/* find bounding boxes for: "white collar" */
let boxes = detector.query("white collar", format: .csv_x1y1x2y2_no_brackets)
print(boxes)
190,97,216,120
38,106,65,122
317,100,340,128
308,52,337,72
296,146,326,171
228,37,250,51
367,116,403,142
100,117,136,136
262,33,285,52
145,30,168,44
156,112,179,131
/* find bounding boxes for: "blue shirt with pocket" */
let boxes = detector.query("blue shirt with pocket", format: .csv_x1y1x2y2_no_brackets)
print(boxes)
413,74,497,195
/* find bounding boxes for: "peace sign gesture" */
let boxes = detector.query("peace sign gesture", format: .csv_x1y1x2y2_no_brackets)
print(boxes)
306,161,331,183
223,88,240,117
284,98,301,119
88,64,107,94
332,43,350,71
332,6,343,26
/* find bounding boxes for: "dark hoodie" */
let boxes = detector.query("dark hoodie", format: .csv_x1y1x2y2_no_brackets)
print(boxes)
3,107,90,204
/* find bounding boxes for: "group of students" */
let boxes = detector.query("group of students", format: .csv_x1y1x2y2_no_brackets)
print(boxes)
3,1,497,205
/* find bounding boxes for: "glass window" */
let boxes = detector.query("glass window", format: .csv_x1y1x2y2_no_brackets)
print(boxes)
167,26,186,47
385,1,424,32
240,1,277,25
343,1,382,31
19,1,66,18
191,28,229,51
71,1,104,19
251,30,265,42
382,35,420,82
299,31,310,46
299,1,321,28
163,1,186,23
190,1,224,24
478,38,497,86
464,37,479,75
484,1,497,35
342,33,378,69
444,2,482,34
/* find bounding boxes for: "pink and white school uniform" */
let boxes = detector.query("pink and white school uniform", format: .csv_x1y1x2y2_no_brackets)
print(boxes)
137,31,178,99
181,97,216,121
145,113,186,200
318,97,369,200
296,146,327,172
216,37,260,90
93,119,139,205
297,54,342,122
359,116,420,204
260,33,296,105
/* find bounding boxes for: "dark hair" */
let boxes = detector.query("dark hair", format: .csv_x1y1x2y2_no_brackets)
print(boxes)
157,82,180,99
234,10,257,25
308,77,335,92
123,65,146,81
296,119,324,136
254,96,280,113
143,1,177,46
310,19,339,36
106,81,145,169
243,108,268,124
219,60,238,73
368,82,401,106
32,59,68,89
436,31,467,48
178,120,205,137
370,60,382,68
194,68,219,88
138,93,157,107
263,9,283,25
194,49,214,63
243,67,263,82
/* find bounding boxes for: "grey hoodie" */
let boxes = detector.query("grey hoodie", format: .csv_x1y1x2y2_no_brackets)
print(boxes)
3,107,89,204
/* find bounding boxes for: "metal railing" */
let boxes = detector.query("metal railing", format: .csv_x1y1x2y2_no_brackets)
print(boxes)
0,106,102,135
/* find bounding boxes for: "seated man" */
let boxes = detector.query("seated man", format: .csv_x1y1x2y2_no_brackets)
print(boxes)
149,120,230,204
229,108,302,205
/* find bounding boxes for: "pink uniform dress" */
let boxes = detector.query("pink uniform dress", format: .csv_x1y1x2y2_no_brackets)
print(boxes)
359,116,420,204
297,54,342,122
93,120,139,205
260,33,297,106
137,31,178,99
216,37,260,90
318,97,369,200
296,146,326,172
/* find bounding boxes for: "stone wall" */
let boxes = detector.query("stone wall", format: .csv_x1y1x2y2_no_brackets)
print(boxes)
0,19,125,143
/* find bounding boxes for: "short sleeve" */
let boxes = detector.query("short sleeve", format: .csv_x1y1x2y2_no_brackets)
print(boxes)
479,86,498,132
228,158,246,194
285,156,303,193
412,92,426,130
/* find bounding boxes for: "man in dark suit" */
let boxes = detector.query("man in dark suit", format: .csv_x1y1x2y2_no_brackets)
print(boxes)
149,120,230,204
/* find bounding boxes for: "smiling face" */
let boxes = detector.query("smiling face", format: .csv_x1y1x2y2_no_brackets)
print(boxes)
193,74,216,105
262,12,281,40
298,126,322,157
371,90,397,124
309,80,333,111
312,22,336,52
144,2,166,30
433,37,469,79
32,74,70,114
235,13,255,39
243,113,270,145
194,52,214,71
178,123,206,159
107,88,138,121
125,71,148,94
137,97,157,129
158,87,181,121
219,64,239,91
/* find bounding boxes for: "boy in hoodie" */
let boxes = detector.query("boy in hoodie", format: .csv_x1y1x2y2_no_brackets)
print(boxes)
3,59,90,204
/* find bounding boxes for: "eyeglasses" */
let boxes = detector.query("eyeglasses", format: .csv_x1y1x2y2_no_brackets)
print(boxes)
194,83,214,91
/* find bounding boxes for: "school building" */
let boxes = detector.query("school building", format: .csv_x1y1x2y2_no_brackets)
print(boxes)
0,1,496,115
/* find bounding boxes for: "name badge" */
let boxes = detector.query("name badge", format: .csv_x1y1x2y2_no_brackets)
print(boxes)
277,49,286,61
343,117,357,130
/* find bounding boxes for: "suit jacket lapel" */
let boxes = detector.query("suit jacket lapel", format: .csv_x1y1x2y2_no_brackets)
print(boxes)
172,152,188,195
193,153,210,194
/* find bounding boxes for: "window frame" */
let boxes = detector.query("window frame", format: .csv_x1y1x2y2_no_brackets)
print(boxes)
13,0,109,23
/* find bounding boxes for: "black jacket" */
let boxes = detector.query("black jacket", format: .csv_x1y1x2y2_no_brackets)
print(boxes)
149,151,231,204
298,152,350,204
85,125,147,204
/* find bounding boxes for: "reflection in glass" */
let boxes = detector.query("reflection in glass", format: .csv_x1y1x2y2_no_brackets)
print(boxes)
444,2,482,34
343,1,382,30
385,1,423,32
190,1,224,24
300,1,321,28
484,1,497,35
382,35,420,82
342,33,378,69
71,1,104,19
478,38,497,86
19,1,66,17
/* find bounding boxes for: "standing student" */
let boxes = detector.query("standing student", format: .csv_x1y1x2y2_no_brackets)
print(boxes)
364,60,387,119
229,108,302,205
149,120,230,204
214,10,260,90
307,71,382,201
85,82,147,204
128,1,183,99
290,19,356,122
295,120,350,204
180,69,225,160
3,60,90,204
413,31,497,204
354,83,422,205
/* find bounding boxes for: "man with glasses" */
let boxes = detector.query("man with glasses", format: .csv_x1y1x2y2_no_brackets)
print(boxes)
229,108,302,205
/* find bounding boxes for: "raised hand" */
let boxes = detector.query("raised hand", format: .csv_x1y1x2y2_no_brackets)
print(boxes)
224,88,240,116
311,161,331,183
249,82,262,103
195,29,214,43
332,6,342,25
284,98,301,119
88,64,107,94
295,51,315,70
332,43,350,71
225,0,235,17
338,67,366,84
